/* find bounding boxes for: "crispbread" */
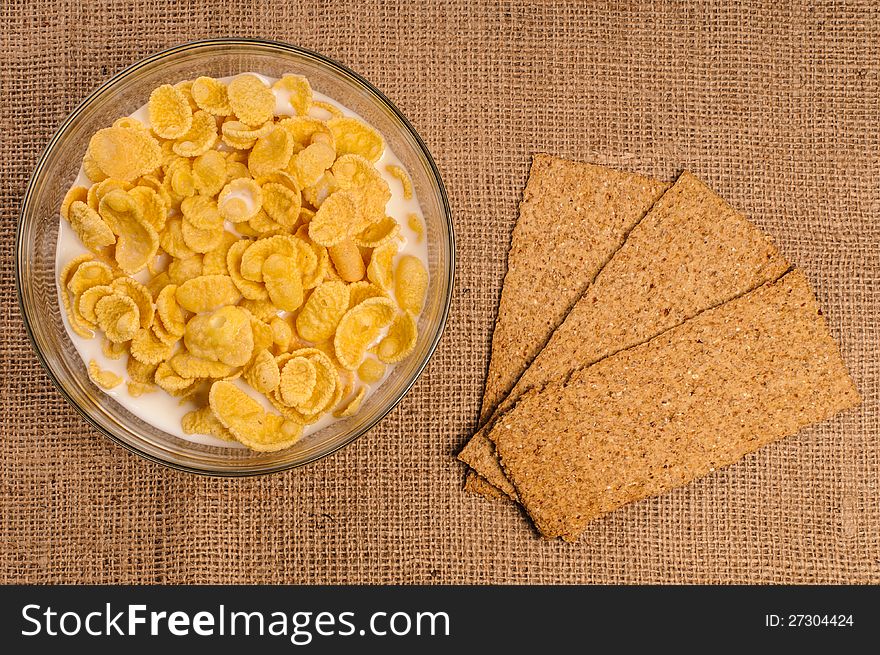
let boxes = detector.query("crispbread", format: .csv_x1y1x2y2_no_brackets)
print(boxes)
461,171,790,498
478,155,668,424
490,270,861,540
463,470,510,501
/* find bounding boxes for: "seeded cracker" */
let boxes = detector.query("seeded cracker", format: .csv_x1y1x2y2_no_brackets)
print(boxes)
490,271,860,541
461,171,790,499
477,155,669,428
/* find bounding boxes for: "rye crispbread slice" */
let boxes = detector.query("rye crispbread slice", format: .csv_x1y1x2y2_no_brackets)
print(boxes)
477,155,668,425
489,270,861,540
461,171,790,498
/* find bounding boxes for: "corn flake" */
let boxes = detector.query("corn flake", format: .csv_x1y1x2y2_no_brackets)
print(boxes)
128,185,168,232
327,116,384,162
191,76,233,116
226,239,268,300
68,201,117,250
99,189,159,273
296,280,351,343
366,240,398,291
377,311,418,363
244,348,280,394
172,110,218,157
395,254,428,315
218,178,263,222
67,260,114,295
102,337,128,360
290,141,336,189
154,361,196,394
353,216,400,248
95,293,140,343
130,327,173,365
167,254,204,285
77,284,115,326
357,357,386,384
169,351,236,379
181,405,235,441
111,276,155,328
192,150,228,197
209,381,303,451
175,274,241,313
88,126,162,183
61,186,88,220
156,284,187,336
184,305,254,367
273,74,312,116
227,74,275,126
88,360,122,389
334,296,396,370
262,253,303,311
334,385,367,418
308,190,360,247
148,84,193,139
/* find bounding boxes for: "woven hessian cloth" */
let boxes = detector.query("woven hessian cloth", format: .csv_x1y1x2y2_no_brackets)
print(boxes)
1,1,877,583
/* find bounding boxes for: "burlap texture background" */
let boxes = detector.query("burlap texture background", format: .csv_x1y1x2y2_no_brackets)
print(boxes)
1,1,877,584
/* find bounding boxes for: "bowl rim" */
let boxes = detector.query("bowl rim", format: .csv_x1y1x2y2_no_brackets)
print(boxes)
15,37,455,477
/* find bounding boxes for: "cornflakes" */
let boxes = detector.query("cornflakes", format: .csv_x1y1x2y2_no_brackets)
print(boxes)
209,381,303,451
328,239,365,282
334,386,366,418
59,72,429,453
148,84,193,139
169,351,236,379
226,239,268,300
95,293,140,343
68,201,116,250
99,189,159,273
273,74,312,116
249,126,294,178
290,141,336,189
227,74,275,126
184,305,254,367
191,76,233,116
175,274,242,313
156,284,187,336
366,240,397,291
181,405,235,441
296,280,350,343
327,116,384,162
111,277,155,328
395,255,428,314
192,150,228,197
308,190,360,247
88,360,122,390
172,110,218,157
357,357,386,384
130,328,173,365
353,216,399,248
218,178,263,222
386,164,413,199
244,348,280,394
67,260,114,295
376,311,418,363
87,126,162,182
334,296,395,370
262,253,303,311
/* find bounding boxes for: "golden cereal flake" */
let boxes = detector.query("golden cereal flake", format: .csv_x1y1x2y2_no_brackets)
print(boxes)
88,360,122,389
148,84,194,139
209,381,303,452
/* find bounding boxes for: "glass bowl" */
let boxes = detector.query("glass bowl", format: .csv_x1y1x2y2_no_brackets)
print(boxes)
16,38,454,476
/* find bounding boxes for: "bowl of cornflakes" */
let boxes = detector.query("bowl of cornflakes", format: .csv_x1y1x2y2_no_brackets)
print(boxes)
16,38,454,475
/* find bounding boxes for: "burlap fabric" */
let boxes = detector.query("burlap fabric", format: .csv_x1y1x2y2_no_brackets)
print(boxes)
1,1,877,584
